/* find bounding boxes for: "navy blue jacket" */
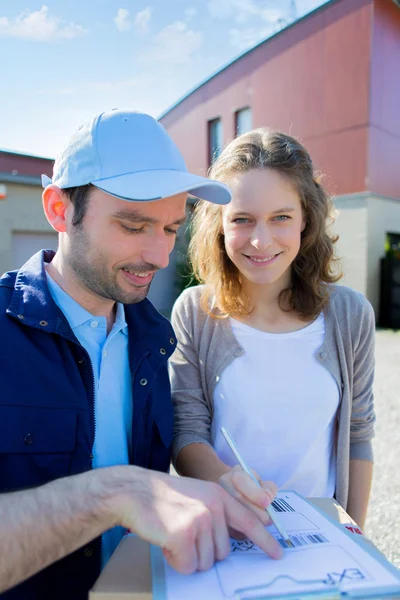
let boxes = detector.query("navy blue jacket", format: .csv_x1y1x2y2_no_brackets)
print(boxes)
0,250,176,600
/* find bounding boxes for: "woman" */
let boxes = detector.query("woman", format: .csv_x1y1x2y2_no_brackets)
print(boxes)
170,128,375,529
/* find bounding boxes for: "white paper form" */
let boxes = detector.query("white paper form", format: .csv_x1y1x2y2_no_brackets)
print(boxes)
162,492,400,599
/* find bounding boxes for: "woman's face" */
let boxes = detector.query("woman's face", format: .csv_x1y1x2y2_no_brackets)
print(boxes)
222,167,305,291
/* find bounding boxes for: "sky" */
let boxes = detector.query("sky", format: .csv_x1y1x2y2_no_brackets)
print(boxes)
0,0,328,159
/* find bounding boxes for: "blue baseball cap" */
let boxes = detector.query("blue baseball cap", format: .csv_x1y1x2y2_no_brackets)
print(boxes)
41,109,231,204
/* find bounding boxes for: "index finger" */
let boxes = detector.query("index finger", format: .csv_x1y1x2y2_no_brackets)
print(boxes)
222,492,283,560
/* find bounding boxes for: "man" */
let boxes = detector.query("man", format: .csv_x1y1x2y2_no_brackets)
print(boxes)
0,110,280,599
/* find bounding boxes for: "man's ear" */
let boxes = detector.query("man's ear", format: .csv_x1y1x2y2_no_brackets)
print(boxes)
42,185,68,233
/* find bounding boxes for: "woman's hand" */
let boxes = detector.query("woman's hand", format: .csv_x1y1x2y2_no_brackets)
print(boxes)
219,466,277,538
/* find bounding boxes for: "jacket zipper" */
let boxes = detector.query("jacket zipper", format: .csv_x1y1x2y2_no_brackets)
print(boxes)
56,332,97,448
49,330,101,557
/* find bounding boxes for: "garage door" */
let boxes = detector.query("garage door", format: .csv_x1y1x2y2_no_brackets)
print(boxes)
11,231,58,270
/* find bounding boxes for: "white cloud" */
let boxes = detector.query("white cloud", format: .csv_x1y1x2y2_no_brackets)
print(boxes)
114,7,152,34
184,7,198,20
209,0,261,22
114,8,131,32
208,0,293,50
0,5,86,41
133,7,152,34
208,0,286,26
140,21,202,65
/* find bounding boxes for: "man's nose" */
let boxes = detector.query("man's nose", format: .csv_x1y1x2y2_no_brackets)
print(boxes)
143,238,170,270
250,223,273,250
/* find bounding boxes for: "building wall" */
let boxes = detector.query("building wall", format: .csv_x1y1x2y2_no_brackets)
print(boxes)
161,0,373,195
366,195,400,313
0,183,57,275
147,246,180,317
0,152,53,180
332,193,400,315
332,195,369,298
368,0,400,199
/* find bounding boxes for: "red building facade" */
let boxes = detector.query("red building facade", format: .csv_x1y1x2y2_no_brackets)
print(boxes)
160,0,400,200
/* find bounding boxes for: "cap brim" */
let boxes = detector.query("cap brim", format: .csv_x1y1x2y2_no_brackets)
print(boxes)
91,170,231,205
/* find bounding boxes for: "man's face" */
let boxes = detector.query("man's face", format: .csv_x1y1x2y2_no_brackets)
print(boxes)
64,186,187,305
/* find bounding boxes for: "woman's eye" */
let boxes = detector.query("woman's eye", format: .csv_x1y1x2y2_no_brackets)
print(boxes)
233,218,250,224
165,228,178,236
273,215,290,221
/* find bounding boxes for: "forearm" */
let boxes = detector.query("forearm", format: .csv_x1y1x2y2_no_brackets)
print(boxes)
176,443,231,482
0,468,118,592
346,459,373,529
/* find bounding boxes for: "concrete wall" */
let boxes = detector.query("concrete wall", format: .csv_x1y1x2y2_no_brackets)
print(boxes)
332,194,369,297
332,193,400,316
0,183,56,275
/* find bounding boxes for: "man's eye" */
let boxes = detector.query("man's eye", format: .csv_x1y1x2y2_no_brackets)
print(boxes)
165,229,178,235
122,224,143,233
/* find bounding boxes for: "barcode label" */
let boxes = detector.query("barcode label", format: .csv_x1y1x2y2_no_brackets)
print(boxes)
271,498,295,513
277,533,329,549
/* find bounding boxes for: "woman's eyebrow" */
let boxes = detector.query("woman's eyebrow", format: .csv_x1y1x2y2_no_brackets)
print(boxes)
230,207,296,216
271,207,296,214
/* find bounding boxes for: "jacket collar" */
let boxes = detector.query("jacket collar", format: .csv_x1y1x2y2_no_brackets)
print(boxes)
6,250,176,359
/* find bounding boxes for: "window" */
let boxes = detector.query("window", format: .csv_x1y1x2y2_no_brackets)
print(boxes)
235,107,252,136
385,232,400,259
208,118,223,164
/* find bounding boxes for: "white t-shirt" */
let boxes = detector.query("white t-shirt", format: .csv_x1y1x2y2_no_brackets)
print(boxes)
212,313,339,497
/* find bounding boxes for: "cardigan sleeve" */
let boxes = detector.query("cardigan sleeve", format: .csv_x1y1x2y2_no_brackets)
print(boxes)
349,298,376,461
169,289,213,466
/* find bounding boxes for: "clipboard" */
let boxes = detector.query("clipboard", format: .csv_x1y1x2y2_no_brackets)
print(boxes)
149,492,400,600
90,496,400,599
150,546,400,599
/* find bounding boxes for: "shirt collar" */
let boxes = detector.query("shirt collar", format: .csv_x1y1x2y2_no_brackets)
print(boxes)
45,270,93,329
46,269,127,334
113,300,128,336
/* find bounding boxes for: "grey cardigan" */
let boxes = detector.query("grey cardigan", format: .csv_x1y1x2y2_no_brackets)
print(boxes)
170,284,376,510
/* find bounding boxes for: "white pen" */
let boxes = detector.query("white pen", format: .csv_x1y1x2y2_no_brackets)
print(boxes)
220,426,293,548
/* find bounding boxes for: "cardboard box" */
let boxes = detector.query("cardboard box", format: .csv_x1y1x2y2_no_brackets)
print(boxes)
89,498,372,600
90,536,152,600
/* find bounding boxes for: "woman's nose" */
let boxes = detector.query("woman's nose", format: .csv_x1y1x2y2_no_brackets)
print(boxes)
250,224,273,250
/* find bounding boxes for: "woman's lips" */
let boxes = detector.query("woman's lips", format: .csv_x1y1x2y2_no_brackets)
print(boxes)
243,252,281,267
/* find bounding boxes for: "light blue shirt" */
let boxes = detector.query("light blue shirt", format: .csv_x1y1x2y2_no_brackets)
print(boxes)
46,271,132,568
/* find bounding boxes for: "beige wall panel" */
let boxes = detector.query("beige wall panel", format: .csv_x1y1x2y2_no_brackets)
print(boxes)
0,183,54,275
332,195,368,299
